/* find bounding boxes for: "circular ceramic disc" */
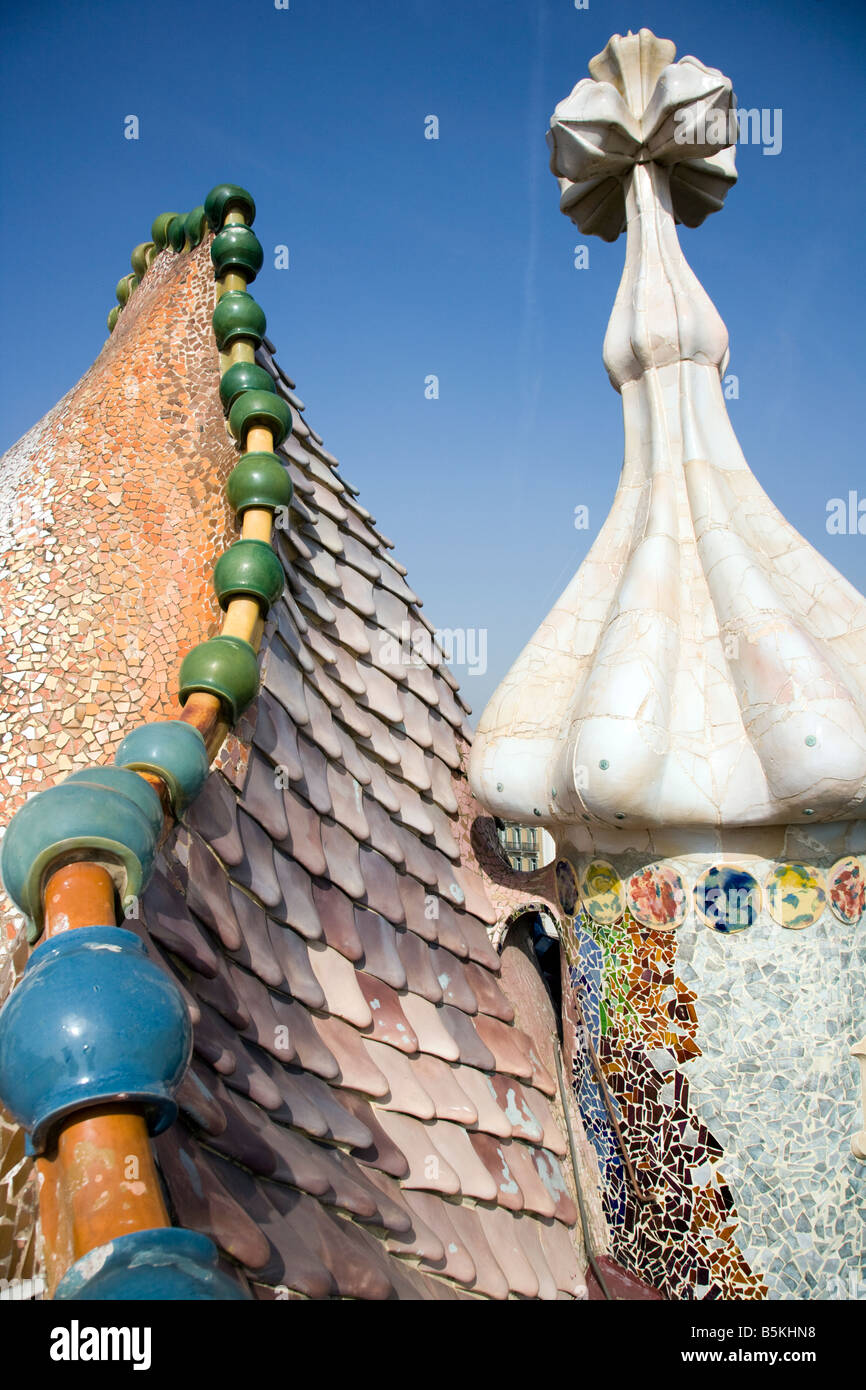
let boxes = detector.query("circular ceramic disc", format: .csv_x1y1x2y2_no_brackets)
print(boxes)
764,863,827,930
579,859,623,926
626,863,688,930
694,864,761,933
827,856,865,925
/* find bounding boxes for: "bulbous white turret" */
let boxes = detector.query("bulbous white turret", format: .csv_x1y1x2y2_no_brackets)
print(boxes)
470,29,866,832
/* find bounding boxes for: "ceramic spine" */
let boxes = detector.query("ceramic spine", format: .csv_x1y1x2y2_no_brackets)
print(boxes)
0,186,273,1299
177,184,291,739
107,205,206,334
12,186,287,946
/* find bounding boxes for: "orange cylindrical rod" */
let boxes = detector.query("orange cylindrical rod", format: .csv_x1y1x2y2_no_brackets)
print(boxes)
133,769,173,817
55,1106,170,1258
36,856,172,1293
179,690,229,759
245,425,273,454
43,862,116,937
221,595,262,642
242,507,274,542
35,1154,74,1296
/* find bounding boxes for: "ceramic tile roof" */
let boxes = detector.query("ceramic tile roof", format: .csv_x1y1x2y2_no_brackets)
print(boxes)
0,205,601,1297
119,333,589,1299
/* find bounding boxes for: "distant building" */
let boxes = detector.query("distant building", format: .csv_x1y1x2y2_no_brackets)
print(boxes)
496,821,555,873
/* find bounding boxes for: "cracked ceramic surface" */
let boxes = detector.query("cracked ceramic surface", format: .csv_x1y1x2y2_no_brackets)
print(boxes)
470,28,866,833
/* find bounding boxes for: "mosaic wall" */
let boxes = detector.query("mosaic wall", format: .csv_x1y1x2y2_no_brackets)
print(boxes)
566,911,764,1300
0,237,234,869
680,903,866,1298
565,845,866,1300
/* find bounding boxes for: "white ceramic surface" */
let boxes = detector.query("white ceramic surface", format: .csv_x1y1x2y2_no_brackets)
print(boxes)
470,30,866,832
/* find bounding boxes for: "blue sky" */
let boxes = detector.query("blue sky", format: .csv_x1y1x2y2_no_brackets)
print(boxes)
3,0,864,719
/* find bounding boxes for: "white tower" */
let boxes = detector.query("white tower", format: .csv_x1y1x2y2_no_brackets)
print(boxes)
470,30,866,1300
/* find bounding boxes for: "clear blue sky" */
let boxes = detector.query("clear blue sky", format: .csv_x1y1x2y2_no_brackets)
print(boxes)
3,0,864,719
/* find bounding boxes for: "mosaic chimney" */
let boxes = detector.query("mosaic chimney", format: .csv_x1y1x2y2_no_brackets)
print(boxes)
470,29,866,1300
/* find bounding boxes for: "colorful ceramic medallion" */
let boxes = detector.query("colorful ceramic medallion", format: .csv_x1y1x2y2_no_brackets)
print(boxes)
579,859,623,926
827,856,865,925
555,859,579,917
626,863,687,930
764,863,827,930
694,864,761,933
